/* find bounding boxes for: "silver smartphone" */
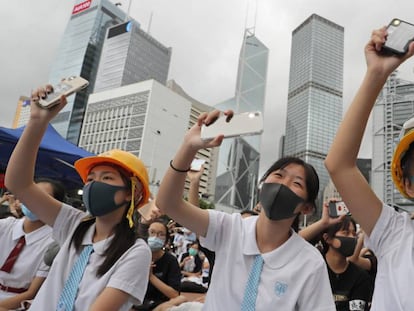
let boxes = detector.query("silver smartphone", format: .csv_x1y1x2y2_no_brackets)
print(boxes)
200,111,263,141
382,18,414,55
37,76,89,109
190,159,205,171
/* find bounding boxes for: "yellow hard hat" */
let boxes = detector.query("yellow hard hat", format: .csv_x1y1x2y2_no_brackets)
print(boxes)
74,149,150,208
391,118,414,198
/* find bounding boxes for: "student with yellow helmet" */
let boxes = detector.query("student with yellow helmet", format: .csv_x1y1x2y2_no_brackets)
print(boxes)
391,117,414,198
325,26,414,310
5,88,152,310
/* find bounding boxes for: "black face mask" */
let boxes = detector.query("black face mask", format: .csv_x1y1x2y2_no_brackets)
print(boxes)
82,181,129,217
259,183,305,220
333,236,357,257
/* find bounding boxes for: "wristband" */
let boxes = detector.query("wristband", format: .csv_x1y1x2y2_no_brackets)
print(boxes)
170,160,191,173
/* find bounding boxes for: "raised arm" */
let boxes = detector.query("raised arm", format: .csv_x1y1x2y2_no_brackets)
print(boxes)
156,110,230,237
5,86,66,226
325,28,414,235
186,165,204,207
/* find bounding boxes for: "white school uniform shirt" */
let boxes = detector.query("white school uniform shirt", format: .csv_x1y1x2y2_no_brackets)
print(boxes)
365,203,414,311
0,217,52,300
200,210,335,311
30,204,151,311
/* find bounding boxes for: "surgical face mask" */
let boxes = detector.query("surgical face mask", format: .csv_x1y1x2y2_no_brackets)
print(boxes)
82,181,129,217
333,236,357,257
259,183,305,220
21,204,38,221
188,248,198,257
147,236,165,251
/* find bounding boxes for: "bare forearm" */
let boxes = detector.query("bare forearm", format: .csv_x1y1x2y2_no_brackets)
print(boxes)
188,179,200,207
299,219,328,242
5,119,48,193
326,70,387,172
149,275,179,299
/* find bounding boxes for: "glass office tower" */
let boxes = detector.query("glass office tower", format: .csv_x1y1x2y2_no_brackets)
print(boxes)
372,71,414,213
48,0,126,144
284,14,344,209
214,28,269,210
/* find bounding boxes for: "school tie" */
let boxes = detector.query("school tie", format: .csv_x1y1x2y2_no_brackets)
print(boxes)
0,236,26,273
241,254,264,311
56,245,94,311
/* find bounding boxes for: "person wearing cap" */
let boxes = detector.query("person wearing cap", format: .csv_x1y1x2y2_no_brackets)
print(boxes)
5,88,152,310
156,109,335,310
325,26,414,310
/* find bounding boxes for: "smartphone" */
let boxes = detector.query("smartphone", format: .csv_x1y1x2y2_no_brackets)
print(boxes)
328,201,350,218
382,18,414,55
37,76,89,109
200,111,263,141
190,159,205,171
137,200,153,222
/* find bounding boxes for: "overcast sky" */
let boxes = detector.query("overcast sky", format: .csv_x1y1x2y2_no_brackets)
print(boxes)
2,0,414,174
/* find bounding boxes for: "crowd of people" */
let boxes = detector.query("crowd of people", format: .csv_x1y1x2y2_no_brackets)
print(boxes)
0,26,413,310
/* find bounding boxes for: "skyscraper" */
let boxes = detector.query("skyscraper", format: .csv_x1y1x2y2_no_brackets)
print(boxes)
283,14,344,208
372,71,414,213
94,21,171,92
47,0,127,144
214,28,269,211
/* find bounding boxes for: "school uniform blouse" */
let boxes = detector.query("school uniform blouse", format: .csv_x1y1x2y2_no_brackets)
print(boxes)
199,210,335,311
30,204,152,311
0,217,53,300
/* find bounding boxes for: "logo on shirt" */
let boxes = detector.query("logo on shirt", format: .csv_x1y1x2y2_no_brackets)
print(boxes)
349,299,366,311
274,281,288,297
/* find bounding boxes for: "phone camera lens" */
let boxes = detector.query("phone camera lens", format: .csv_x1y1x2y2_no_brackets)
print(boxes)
393,19,401,26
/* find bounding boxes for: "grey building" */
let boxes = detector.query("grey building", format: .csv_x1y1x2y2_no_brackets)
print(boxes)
283,14,344,209
214,28,269,211
372,71,414,213
94,21,171,92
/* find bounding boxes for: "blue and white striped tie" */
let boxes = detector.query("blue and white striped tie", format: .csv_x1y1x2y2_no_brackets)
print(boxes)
56,245,94,311
241,254,264,311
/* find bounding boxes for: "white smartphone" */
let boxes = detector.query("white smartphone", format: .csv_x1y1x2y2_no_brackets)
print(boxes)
37,76,89,109
190,159,205,171
200,111,263,141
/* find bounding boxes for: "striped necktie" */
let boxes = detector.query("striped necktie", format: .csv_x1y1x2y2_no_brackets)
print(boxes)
56,245,94,311
241,254,264,311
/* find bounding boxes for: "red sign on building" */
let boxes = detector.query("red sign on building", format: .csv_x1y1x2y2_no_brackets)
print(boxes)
72,0,91,15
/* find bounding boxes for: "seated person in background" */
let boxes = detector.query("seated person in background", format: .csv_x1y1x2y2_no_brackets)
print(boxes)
300,202,373,311
179,241,206,294
133,219,181,311
0,178,65,311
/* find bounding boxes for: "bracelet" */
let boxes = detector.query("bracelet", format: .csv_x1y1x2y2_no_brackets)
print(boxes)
170,160,191,173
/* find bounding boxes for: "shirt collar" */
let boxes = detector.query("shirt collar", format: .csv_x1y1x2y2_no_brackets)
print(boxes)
12,218,52,245
242,216,304,269
82,221,115,255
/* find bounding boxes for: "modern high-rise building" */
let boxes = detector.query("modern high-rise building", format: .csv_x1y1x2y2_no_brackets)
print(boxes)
283,14,344,209
94,21,171,92
214,28,269,211
372,71,414,213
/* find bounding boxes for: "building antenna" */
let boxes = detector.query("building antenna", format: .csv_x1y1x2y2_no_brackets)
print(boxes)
148,11,154,35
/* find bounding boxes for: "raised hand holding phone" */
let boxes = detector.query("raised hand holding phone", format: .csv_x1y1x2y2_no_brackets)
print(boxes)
382,18,414,55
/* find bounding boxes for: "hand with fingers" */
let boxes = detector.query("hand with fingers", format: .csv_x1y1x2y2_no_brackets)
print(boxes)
30,84,67,122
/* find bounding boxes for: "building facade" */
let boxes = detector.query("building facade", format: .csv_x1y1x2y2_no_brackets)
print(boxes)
372,71,414,213
94,21,171,92
214,28,269,211
283,14,344,210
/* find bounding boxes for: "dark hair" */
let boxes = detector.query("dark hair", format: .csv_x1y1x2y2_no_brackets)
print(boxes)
35,177,66,202
320,216,356,253
401,143,414,186
259,156,319,208
71,166,137,277
149,219,170,246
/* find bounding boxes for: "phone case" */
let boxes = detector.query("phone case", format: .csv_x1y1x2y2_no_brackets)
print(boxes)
328,201,350,217
37,76,89,109
200,111,263,141
382,18,414,55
